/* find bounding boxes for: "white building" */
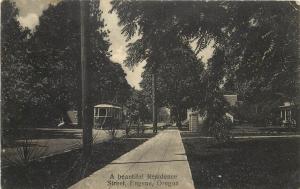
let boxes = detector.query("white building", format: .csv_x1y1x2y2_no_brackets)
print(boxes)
279,101,296,127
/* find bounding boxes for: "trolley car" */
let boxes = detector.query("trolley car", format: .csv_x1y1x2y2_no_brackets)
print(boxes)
93,104,123,129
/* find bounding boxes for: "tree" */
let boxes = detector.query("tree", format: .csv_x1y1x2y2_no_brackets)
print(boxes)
224,2,298,96
111,1,213,132
1,0,32,128
28,0,131,173
220,2,299,124
112,1,299,129
96,62,131,105
110,1,162,133
140,39,205,128
28,1,82,126
201,49,230,132
30,0,129,126
126,89,151,134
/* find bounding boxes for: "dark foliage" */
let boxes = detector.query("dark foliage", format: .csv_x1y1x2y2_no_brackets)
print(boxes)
1,0,131,130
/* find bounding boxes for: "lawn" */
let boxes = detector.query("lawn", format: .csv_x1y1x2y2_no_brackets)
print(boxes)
2,133,153,189
181,132,300,189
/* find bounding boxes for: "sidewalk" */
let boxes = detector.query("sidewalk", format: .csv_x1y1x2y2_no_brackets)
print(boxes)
69,129,195,189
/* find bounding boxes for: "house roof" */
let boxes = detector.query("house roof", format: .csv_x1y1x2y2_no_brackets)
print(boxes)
223,95,238,106
94,104,121,109
279,101,296,108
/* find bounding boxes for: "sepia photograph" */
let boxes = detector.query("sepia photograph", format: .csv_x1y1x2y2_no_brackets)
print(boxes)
1,0,300,188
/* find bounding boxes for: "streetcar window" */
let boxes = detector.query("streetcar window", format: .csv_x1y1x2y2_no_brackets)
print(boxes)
107,108,112,116
99,109,106,116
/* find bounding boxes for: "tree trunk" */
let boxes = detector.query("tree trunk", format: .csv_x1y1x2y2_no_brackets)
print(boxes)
77,103,82,128
152,73,157,133
175,106,182,129
80,0,93,168
137,117,140,134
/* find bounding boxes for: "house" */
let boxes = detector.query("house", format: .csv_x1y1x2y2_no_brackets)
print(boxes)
279,101,297,127
223,94,238,106
57,110,78,127
66,110,78,125
186,94,238,132
186,110,204,132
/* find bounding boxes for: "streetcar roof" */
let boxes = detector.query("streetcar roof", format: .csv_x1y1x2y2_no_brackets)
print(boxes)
94,104,121,109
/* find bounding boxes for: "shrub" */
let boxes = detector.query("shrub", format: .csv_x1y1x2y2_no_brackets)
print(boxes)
207,115,233,143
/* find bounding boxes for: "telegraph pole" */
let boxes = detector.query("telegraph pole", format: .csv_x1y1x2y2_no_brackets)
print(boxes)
80,0,93,160
296,29,300,130
296,63,300,130
296,10,300,130
152,73,157,133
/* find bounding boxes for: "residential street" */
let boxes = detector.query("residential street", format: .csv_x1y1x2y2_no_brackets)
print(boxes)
2,0,299,188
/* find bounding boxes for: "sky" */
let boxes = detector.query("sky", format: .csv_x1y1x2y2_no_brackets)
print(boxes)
12,0,214,90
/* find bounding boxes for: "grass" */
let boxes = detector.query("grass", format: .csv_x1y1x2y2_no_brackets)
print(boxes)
181,132,300,189
2,135,150,189
127,132,157,138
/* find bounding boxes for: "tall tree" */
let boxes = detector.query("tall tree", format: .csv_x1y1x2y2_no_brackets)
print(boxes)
29,1,82,125
1,0,32,128
201,48,229,131
111,1,212,132
95,62,131,105
220,2,299,124
111,1,161,133
223,2,299,102
140,39,205,127
30,0,129,126
126,89,151,122
112,1,299,128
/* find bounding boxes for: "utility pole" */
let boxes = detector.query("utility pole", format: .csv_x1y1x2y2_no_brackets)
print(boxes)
152,73,157,133
296,31,300,130
80,0,93,161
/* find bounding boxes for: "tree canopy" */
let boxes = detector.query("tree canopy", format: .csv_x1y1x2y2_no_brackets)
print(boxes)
2,0,131,128
1,0,32,128
222,2,299,103
112,1,299,125
140,37,205,125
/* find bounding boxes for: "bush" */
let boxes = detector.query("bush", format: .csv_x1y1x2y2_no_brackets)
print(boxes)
207,116,233,143
3,129,48,166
